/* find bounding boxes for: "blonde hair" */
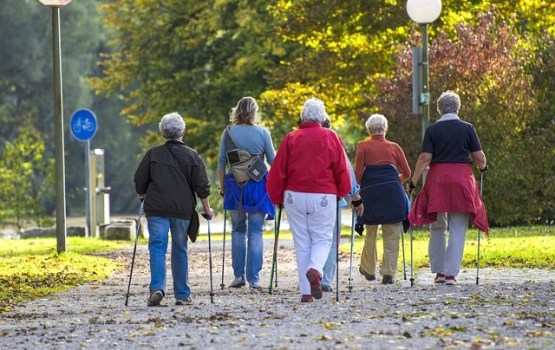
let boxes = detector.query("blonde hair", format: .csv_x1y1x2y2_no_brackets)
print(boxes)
230,96,258,125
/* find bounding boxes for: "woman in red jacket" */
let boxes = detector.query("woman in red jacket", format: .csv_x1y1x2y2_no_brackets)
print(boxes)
267,98,351,302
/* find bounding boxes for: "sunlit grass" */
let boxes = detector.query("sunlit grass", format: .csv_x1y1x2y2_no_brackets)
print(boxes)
0,237,132,313
343,225,555,271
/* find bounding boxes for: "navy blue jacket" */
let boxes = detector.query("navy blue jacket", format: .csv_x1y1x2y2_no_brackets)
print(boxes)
359,164,408,226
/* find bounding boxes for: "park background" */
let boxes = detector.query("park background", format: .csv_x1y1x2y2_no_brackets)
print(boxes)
0,0,553,231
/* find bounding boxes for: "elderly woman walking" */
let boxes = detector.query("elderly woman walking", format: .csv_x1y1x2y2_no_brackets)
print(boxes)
134,112,214,306
267,98,351,302
218,96,275,291
355,114,411,285
408,90,488,285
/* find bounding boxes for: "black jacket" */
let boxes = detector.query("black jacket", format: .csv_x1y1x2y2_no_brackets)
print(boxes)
134,140,211,219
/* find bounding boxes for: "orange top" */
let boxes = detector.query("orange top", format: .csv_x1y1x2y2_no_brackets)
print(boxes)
354,135,411,184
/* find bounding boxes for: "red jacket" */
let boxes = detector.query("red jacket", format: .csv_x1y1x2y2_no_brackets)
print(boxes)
266,122,351,205
408,163,489,233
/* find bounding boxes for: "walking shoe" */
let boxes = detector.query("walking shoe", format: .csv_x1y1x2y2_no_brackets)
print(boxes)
249,283,264,292
445,276,457,285
229,276,246,288
359,267,376,281
321,285,333,292
434,273,446,284
301,294,314,303
382,275,394,285
305,268,323,300
147,290,164,307
175,296,193,305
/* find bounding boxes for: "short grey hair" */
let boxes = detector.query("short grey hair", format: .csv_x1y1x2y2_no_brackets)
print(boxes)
300,98,328,123
159,112,185,140
437,90,461,115
365,114,388,134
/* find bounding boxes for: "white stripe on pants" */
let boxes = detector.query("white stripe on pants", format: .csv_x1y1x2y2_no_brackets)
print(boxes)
428,212,470,277
284,190,337,295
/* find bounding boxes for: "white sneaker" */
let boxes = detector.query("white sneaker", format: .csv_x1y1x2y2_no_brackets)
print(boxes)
445,276,457,285
229,276,246,288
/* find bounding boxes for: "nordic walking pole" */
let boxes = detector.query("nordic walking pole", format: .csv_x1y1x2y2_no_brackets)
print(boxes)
220,210,227,290
409,191,415,287
335,202,340,302
476,172,484,285
202,213,215,304
401,225,407,280
125,200,144,306
269,206,282,294
348,209,355,292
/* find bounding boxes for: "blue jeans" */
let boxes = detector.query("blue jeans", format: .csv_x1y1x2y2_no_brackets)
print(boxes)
322,214,342,287
148,216,190,300
230,210,265,286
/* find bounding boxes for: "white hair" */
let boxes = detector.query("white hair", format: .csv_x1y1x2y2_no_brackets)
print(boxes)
300,98,328,123
159,112,185,139
365,114,388,134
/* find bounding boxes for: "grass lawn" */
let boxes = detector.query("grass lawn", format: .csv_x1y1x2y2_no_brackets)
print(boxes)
0,237,131,313
341,225,555,271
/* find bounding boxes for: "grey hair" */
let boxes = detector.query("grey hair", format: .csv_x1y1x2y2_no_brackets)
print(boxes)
159,112,185,140
230,96,258,125
300,98,328,123
437,90,461,115
365,114,388,134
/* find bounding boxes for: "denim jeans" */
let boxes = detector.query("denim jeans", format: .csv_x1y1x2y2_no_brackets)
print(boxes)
322,214,342,287
148,216,190,300
230,210,265,286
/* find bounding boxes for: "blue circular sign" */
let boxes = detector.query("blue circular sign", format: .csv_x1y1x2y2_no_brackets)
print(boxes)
70,108,97,142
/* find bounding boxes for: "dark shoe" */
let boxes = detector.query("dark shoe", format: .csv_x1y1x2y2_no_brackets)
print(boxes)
175,296,193,305
229,276,246,288
382,275,394,285
306,268,323,300
445,276,457,285
434,273,446,284
301,294,314,303
359,267,376,281
147,290,164,307
321,285,333,292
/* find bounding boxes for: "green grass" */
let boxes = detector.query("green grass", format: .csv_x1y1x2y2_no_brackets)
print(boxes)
342,225,555,271
0,237,131,313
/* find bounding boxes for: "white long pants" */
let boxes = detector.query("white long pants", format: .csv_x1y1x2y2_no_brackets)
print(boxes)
428,212,470,277
284,190,337,295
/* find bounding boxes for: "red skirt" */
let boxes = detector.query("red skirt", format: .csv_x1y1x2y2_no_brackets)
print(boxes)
408,163,489,233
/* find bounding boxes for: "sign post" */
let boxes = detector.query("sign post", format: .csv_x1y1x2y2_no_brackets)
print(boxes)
70,108,97,238
38,0,73,252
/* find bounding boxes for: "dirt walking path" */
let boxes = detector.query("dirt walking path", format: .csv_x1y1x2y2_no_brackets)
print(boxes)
0,238,554,349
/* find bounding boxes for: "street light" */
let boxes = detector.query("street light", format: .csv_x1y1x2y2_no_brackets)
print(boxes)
38,0,73,253
407,0,442,140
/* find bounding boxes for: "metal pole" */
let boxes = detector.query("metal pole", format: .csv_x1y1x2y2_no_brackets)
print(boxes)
85,140,91,237
421,23,430,140
421,24,430,184
52,7,67,253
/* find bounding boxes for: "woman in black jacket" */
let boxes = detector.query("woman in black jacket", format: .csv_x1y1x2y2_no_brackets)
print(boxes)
134,112,213,306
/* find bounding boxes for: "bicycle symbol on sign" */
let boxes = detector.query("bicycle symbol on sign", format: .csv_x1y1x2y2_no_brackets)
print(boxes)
72,117,94,133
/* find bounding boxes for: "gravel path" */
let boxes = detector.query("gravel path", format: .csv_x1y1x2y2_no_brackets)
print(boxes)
1,238,553,350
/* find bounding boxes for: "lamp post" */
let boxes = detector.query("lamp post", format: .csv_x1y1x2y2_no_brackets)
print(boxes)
38,0,72,253
407,0,442,140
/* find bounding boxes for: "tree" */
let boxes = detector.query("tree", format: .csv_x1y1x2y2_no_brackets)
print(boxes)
0,131,54,230
373,12,551,225
90,0,283,162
